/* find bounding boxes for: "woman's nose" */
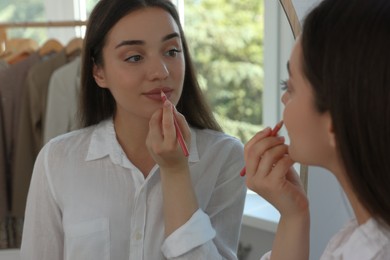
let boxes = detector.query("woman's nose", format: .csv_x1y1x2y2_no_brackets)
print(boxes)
148,59,169,81
281,92,288,105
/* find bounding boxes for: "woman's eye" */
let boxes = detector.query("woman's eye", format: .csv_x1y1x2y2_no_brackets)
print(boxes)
125,55,143,63
280,79,290,92
166,48,182,57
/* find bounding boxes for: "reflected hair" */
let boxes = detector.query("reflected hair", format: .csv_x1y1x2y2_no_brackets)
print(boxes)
79,0,221,131
301,0,390,226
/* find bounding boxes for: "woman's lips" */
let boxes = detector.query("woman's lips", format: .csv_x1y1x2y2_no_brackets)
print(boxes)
144,88,173,101
144,93,166,101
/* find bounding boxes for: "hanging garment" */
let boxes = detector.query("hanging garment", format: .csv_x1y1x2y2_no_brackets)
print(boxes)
11,51,67,247
0,61,7,227
0,95,8,249
0,52,40,176
0,51,40,249
0,52,40,204
0,60,8,69
43,56,81,144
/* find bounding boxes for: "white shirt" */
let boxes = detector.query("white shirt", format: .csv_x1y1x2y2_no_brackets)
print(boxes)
21,119,246,260
321,218,390,259
261,218,390,260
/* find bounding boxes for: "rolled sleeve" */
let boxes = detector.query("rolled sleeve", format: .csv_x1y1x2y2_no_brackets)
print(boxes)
161,209,216,258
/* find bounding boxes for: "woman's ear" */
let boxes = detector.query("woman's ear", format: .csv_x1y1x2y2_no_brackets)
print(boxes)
93,64,108,88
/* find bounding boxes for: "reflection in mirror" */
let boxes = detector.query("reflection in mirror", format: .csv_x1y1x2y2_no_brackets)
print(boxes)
184,0,264,144
0,0,304,256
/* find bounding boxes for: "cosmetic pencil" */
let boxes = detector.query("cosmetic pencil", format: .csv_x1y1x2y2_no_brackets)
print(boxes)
161,91,189,157
240,120,284,177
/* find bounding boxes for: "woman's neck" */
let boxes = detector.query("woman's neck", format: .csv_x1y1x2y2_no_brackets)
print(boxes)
114,114,156,177
114,115,148,149
333,166,372,225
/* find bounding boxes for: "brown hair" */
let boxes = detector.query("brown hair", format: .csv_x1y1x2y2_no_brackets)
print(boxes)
301,0,390,226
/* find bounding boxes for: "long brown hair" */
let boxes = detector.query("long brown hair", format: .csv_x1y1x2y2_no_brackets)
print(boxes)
301,0,390,226
79,0,221,131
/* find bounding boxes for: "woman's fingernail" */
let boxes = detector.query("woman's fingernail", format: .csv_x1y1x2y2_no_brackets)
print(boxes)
277,136,285,142
262,127,271,134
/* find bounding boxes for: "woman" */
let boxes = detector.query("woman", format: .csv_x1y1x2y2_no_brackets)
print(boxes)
21,0,246,259
244,0,390,259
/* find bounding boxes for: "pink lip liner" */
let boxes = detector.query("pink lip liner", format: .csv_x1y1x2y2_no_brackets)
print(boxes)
161,91,189,157
240,120,284,177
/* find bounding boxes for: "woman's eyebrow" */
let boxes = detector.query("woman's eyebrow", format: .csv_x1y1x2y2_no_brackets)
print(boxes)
162,32,180,42
115,40,144,49
115,32,180,49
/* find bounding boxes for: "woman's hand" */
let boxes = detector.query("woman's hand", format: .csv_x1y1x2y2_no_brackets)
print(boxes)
244,127,308,217
245,128,310,259
147,100,197,237
146,99,191,173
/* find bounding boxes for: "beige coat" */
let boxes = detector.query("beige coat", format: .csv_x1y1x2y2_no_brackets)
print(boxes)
12,51,67,218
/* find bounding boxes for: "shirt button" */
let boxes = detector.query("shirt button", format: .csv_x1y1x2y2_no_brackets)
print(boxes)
135,232,142,240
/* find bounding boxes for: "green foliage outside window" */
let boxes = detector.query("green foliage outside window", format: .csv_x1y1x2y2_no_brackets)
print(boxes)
0,0,45,44
184,0,264,142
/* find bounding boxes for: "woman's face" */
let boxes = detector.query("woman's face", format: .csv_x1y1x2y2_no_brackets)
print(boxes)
281,40,334,167
93,7,185,122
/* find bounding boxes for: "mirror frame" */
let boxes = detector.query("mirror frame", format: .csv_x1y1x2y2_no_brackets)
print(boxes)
278,0,308,192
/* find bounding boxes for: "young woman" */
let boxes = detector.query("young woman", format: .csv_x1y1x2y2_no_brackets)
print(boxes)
21,0,246,259
244,0,390,259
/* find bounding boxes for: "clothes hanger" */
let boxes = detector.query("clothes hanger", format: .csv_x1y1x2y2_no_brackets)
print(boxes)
65,37,83,56
38,38,63,56
3,38,38,64
4,38,39,53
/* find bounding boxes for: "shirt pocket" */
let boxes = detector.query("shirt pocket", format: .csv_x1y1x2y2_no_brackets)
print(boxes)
64,218,110,260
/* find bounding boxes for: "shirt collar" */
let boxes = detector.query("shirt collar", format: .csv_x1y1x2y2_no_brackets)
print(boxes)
85,118,200,163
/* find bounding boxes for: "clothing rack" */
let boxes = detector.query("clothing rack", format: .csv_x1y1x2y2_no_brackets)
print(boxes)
0,19,88,250
0,20,88,46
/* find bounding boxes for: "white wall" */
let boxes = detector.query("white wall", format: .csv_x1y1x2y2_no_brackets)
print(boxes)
0,249,20,260
307,167,352,259
239,225,274,260
292,0,323,23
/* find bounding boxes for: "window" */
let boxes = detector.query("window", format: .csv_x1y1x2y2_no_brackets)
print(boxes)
175,0,294,146
181,0,264,143
0,0,46,44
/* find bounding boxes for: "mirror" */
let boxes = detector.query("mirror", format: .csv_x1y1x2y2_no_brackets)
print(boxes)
279,0,302,37
0,0,315,254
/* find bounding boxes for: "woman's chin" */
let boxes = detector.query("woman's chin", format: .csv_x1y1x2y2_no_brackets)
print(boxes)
288,145,305,165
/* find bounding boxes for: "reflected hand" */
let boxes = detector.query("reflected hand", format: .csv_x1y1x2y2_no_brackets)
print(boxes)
146,99,191,173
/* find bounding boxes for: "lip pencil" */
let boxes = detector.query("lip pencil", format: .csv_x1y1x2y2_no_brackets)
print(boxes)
240,120,284,177
161,91,189,157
